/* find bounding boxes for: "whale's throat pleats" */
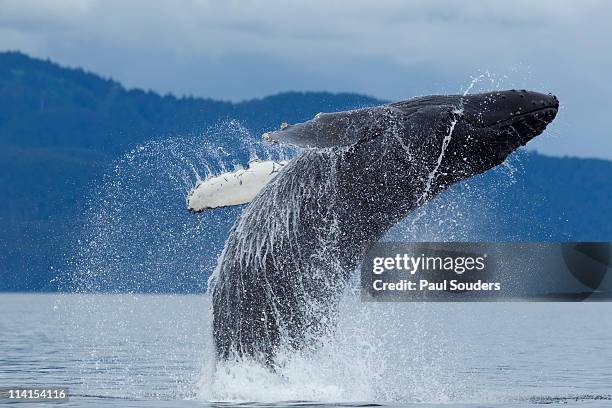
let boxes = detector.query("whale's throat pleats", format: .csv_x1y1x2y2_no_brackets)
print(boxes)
211,150,358,363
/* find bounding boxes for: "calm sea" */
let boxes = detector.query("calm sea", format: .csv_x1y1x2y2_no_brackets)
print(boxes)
0,294,610,407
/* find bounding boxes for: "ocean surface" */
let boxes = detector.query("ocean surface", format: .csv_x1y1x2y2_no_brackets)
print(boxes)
1,293,611,407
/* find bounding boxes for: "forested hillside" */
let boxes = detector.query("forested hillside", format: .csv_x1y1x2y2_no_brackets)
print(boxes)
1,52,610,292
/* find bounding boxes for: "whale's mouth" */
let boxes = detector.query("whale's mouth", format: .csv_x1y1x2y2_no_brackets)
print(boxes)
488,106,558,128
462,90,559,130
484,106,559,158
487,106,558,143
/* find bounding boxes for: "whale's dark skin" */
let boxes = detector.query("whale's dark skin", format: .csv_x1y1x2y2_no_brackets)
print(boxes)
210,90,559,366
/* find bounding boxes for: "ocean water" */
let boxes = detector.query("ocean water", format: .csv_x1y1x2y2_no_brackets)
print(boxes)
1,293,611,407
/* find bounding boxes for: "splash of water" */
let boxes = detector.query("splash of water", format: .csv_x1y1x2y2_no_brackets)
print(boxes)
62,121,294,398
419,108,463,205
66,121,292,294
419,72,497,205
198,289,467,403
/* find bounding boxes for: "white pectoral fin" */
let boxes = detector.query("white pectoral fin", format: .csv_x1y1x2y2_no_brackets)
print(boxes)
186,159,287,212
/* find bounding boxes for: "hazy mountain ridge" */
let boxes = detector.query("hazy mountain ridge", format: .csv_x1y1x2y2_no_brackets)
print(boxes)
0,52,610,292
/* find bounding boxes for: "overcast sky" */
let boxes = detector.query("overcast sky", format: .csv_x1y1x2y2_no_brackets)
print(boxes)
0,0,610,159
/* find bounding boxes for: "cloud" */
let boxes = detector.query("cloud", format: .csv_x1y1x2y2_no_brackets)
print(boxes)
0,1,606,63
0,0,611,158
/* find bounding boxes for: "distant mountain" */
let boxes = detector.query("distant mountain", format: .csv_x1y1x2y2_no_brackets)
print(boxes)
0,52,381,292
0,52,611,292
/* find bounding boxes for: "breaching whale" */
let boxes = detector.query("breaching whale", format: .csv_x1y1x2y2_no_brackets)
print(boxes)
200,90,559,366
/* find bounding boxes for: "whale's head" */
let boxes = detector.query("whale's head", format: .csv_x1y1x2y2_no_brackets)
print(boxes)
457,90,558,163
396,90,559,190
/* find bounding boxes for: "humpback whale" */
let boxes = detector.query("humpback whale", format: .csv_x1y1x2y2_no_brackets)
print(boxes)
204,90,559,366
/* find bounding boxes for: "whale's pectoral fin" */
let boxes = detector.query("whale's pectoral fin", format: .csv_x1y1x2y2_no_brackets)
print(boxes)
262,106,406,149
186,160,288,212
